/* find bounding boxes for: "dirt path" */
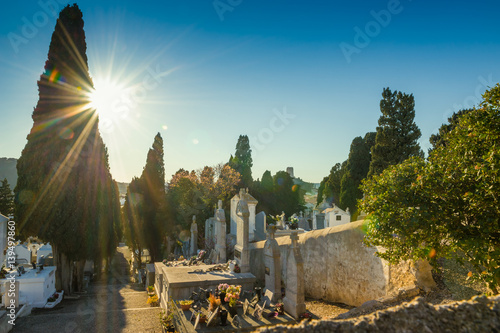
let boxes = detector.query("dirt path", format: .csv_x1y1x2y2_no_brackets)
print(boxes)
13,244,162,333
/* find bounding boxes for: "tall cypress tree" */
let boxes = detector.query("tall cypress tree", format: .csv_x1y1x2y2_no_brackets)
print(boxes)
368,88,423,177
123,133,166,263
0,179,14,217
339,132,375,214
15,5,119,293
139,133,166,262
229,135,253,188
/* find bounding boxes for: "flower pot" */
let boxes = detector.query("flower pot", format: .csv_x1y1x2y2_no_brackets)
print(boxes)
228,305,238,317
180,303,192,311
220,309,228,326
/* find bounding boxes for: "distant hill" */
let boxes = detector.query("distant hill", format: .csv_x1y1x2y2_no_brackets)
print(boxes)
0,158,17,189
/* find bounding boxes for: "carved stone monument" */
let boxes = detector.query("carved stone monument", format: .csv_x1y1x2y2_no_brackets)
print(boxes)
190,215,198,256
283,231,306,318
234,188,250,273
278,211,285,229
215,200,227,263
264,226,281,303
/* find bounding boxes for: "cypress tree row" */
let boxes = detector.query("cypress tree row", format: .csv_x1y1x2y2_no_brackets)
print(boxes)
368,88,423,178
122,133,167,264
14,4,120,294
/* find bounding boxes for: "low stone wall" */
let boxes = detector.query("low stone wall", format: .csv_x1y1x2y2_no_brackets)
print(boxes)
254,295,500,333
249,220,435,306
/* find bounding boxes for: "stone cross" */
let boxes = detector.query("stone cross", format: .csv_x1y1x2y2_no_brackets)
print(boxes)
264,226,281,303
190,215,198,256
215,200,226,263
283,231,306,318
235,188,250,273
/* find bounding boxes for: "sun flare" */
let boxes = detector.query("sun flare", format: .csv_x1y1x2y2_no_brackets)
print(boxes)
88,78,124,114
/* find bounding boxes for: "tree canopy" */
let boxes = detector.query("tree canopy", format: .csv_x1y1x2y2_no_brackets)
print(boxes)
360,84,500,294
368,88,423,177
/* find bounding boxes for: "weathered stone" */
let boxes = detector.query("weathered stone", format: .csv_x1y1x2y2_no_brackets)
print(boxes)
190,215,198,256
215,200,226,263
283,231,306,319
254,295,500,333
264,226,281,303
235,189,250,273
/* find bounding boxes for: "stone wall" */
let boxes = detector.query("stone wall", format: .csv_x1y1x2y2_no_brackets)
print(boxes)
254,295,500,333
249,220,435,306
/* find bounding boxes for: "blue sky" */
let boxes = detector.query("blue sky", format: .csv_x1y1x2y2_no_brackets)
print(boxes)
1,0,499,183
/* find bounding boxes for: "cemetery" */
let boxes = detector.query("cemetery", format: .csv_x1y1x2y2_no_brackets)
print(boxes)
1,3,499,332
151,188,436,331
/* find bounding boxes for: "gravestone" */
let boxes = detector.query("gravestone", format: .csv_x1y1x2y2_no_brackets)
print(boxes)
283,231,306,319
263,226,281,303
230,195,239,236
234,188,250,273
298,211,309,231
190,215,198,256
245,189,258,242
255,211,267,241
262,289,274,306
205,217,216,246
215,200,227,263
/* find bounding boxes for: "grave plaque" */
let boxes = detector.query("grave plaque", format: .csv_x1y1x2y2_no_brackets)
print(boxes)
243,299,249,316
253,304,263,321
206,307,219,327
232,315,240,327
234,249,241,259
263,289,273,306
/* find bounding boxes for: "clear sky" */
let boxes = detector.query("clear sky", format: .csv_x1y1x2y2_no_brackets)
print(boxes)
1,0,499,184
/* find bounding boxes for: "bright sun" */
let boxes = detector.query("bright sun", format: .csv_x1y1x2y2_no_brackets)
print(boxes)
88,78,124,114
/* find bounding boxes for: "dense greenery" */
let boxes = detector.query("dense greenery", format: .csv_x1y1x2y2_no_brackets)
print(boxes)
228,135,253,188
339,132,375,214
14,5,120,293
0,178,14,217
166,163,241,243
123,133,167,264
360,84,500,294
428,108,473,153
368,88,423,177
317,162,346,207
252,170,304,216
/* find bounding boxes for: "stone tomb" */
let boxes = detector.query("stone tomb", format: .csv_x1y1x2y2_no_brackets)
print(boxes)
154,263,255,311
